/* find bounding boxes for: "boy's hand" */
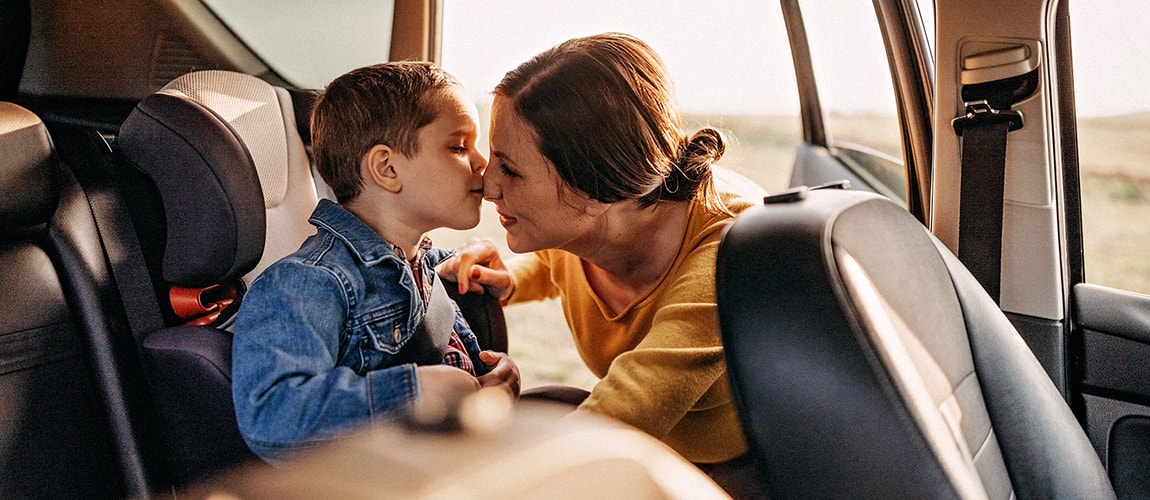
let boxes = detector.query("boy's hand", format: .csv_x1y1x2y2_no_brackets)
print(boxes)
438,237,513,300
416,364,481,401
476,351,520,398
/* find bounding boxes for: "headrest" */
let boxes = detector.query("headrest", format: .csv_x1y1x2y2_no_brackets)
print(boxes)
0,102,58,229
161,70,294,208
118,72,270,287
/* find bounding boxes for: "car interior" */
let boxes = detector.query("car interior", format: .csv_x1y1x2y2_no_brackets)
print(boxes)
2,0,1149,498
717,187,1111,498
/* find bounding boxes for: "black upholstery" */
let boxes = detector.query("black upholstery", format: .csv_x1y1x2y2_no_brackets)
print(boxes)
1109,415,1150,499
0,0,30,101
0,102,145,498
117,70,315,485
141,325,255,482
716,189,1114,499
118,91,267,286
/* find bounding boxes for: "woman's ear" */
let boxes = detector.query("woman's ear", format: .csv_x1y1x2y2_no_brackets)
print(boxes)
363,144,402,193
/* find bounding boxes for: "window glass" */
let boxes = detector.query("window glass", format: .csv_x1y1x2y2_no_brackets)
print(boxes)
1071,0,1150,293
798,0,906,201
441,0,800,194
438,0,801,388
201,0,394,89
918,0,936,61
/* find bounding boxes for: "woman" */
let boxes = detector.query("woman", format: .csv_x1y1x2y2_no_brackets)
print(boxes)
443,32,764,484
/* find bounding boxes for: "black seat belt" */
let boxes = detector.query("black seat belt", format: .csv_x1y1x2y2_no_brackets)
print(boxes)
50,125,165,344
950,67,1037,304
952,100,1022,303
392,276,457,366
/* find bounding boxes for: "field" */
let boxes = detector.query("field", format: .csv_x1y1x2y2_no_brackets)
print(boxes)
1077,115,1150,292
431,113,1150,390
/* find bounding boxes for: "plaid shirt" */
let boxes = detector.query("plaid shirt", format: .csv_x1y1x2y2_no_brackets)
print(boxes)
405,238,476,376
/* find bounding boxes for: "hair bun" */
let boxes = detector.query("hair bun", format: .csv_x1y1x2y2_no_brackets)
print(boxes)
648,127,724,203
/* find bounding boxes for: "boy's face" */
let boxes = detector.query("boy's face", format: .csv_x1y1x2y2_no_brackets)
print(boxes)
393,85,487,232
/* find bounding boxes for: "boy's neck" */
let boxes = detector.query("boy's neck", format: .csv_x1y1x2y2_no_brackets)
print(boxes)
343,198,426,261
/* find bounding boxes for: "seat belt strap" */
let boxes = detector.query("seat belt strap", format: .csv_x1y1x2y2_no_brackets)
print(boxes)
952,100,1023,303
392,276,456,366
420,276,456,353
52,125,165,345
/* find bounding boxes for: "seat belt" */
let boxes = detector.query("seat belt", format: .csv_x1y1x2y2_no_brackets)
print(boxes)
49,125,165,345
951,99,1023,303
392,276,456,366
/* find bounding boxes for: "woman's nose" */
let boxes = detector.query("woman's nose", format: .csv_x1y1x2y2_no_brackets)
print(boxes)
483,170,501,200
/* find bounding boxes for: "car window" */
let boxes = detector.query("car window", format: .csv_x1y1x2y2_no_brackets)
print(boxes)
1070,0,1150,294
439,0,801,196
437,0,801,388
200,0,395,89
798,0,907,202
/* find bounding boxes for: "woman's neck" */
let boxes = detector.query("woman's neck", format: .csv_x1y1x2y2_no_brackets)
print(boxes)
576,199,691,313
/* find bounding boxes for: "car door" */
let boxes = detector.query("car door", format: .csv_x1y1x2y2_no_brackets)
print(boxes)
930,0,1149,494
1058,0,1150,494
781,0,934,223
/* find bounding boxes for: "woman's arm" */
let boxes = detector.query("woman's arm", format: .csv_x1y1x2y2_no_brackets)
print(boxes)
439,238,558,304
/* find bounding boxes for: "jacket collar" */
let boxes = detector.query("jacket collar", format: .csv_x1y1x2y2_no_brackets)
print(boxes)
309,199,401,265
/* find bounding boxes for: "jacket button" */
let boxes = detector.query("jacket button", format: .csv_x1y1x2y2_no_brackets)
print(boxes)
393,326,402,343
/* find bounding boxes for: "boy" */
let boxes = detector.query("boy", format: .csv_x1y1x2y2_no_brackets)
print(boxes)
232,62,519,462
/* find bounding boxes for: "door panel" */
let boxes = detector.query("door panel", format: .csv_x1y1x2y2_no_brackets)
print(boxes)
788,143,884,195
1073,283,1150,474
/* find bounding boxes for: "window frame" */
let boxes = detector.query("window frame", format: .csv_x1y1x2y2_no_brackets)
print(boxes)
780,0,934,223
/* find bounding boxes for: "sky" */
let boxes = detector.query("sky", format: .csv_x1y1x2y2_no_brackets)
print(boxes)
440,0,804,116
439,0,1150,118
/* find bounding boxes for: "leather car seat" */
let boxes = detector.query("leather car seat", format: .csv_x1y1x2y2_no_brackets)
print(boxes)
0,102,150,498
716,188,1115,499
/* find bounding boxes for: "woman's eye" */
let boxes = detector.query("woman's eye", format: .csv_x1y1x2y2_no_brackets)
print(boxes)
451,146,467,154
498,163,519,178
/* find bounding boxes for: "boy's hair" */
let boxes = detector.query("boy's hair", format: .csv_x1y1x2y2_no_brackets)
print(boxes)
311,61,460,203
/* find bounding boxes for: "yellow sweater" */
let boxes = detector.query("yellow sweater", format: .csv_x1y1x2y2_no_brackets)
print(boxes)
506,174,761,463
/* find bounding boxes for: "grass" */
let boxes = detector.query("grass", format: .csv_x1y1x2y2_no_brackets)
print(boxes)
431,112,1150,389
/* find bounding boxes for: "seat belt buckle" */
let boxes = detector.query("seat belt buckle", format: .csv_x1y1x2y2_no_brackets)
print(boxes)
951,100,1024,136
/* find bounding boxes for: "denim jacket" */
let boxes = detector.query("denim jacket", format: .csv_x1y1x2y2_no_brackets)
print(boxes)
232,199,488,461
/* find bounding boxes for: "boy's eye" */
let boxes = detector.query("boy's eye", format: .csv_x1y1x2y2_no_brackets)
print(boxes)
451,145,467,154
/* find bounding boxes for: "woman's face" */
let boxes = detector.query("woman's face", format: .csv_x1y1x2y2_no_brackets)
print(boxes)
485,96,595,254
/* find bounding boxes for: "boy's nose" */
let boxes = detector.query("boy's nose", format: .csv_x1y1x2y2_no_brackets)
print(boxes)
471,150,488,173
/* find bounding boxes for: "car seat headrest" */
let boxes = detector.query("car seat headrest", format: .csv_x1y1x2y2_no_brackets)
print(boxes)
118,73,269,287
118,70,320,288
161,70,293,209
0,102,58,229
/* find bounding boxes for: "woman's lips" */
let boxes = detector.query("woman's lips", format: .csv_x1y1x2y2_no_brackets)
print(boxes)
497,210,517,228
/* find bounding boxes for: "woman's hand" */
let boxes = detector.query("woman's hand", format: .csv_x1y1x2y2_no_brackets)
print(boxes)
477,351,521,398
439,237,514,300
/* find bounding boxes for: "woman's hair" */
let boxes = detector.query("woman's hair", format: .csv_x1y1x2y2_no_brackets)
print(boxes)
495,32,726,210
311,61,459,203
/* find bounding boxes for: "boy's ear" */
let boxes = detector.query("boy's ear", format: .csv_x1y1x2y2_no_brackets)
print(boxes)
363,144,402,193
